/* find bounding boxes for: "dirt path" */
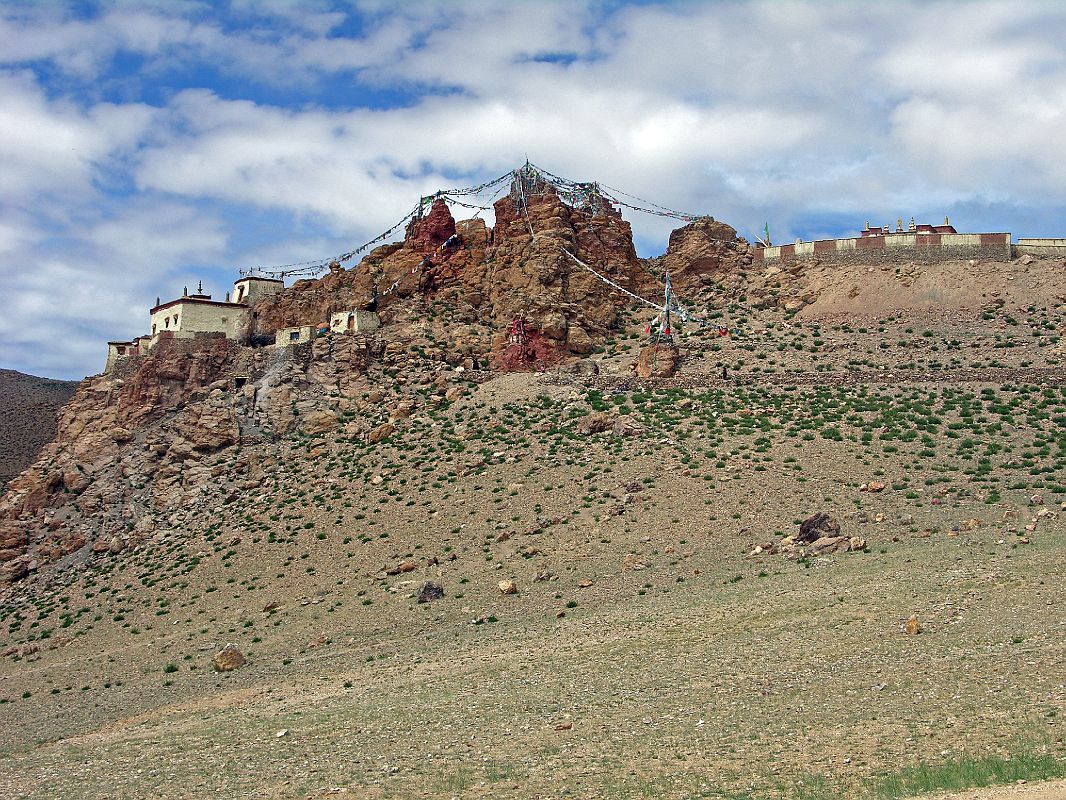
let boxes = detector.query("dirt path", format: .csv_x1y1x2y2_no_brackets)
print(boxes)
581,365,1066,391
923,779,1066,799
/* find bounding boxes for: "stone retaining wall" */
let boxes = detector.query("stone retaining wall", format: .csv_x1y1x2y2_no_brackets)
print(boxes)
559,366,1066,392
755,233,1012,267
1015,238,1066,257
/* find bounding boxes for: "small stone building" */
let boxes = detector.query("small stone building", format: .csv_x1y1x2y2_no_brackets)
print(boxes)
105,340,136,372
329,310,380,334
233,276,283,306
275,326,314,347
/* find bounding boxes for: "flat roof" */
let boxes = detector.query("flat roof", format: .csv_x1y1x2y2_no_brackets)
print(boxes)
150,297,248,314
234,276,284,284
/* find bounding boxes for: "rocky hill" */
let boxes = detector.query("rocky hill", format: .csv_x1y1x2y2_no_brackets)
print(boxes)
0,370,77,493
0,185,1064,798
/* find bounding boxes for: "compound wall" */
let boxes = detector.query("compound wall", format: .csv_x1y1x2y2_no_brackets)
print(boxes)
754,233,1012,266
1015,238,1066,257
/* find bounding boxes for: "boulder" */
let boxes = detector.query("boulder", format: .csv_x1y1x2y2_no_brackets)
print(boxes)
578,411,615,435
540,313,568,341
566,325,595,354
367,423,395,444
635,344,679,378
302,411,337,435
797,512,841,544
212,644,246,672
417,581,445,603
498,579,518,595
611,416,646,438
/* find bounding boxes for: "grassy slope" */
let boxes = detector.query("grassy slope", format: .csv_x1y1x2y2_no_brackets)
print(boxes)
0,300,1063,798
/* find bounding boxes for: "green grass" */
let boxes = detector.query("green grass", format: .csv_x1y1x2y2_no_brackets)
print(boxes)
870,749,1066,799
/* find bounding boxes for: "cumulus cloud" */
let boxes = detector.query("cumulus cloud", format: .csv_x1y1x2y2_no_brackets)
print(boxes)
3,0,1066,379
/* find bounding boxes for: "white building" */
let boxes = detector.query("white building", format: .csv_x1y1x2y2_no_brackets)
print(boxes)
149,290,247,343
329,310,380,334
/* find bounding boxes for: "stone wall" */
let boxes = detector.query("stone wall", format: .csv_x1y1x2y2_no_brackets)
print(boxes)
233,277,284,307
1015,239,1066,257
755,233,1012,266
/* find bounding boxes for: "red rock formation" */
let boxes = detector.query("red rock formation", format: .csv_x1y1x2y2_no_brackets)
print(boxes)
406,199,457,255
659,217,751,291
250,184,647,369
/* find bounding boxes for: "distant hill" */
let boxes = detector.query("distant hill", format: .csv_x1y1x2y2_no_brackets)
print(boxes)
0,369,78,492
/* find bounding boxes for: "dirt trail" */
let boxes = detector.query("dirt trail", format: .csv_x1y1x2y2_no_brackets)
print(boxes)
922,780,1066,799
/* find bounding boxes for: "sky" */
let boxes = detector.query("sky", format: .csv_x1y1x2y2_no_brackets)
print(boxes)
2,0,1066,380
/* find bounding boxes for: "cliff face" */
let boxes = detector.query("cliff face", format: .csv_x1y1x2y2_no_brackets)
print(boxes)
251,188,663,369
0,194,750,586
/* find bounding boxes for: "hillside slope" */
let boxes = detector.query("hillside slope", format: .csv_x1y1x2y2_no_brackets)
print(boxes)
0,195,1063,798
0,369,77,491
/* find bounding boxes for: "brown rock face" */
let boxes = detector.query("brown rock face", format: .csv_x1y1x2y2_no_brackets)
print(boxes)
661,218,749,290
251,184,645,371
635,344,679,378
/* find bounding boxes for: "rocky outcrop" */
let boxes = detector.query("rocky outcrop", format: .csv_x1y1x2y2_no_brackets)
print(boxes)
656,218,750,290
250,187,646,371
0,181,757,587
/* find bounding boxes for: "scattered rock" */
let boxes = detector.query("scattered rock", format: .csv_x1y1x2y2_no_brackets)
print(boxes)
417,581,444,603
797,512,841,543
577,411,615,435
212,644,246,672
498,579,518,595
904,614,922,635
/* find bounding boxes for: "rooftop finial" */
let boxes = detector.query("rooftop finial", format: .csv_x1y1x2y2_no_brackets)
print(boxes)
197,280,203,294
183,285,188,297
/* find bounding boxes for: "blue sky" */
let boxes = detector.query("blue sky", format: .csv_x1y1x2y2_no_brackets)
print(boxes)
3,0,1066,379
